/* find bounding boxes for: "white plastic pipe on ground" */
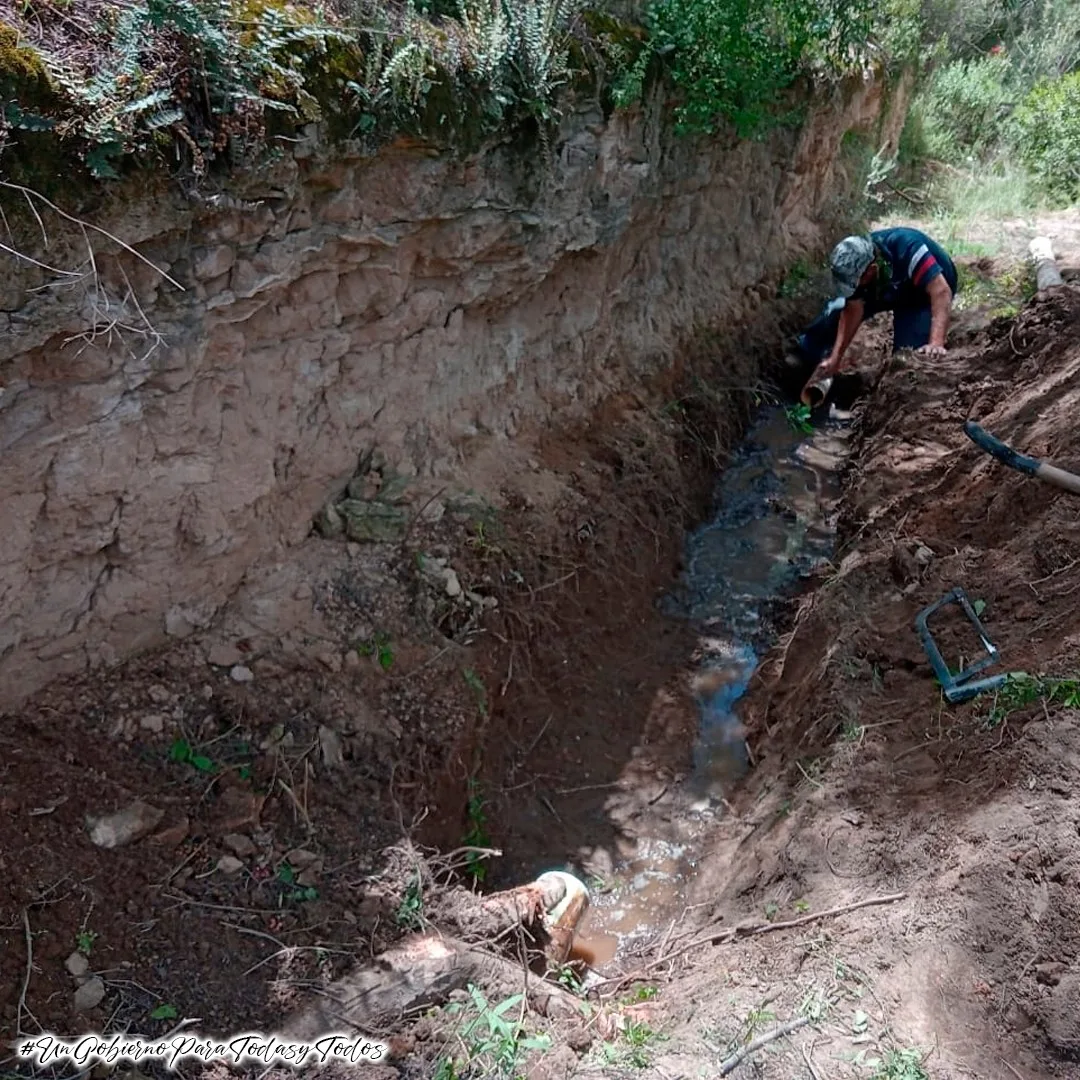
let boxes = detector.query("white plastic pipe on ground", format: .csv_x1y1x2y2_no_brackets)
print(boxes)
1029,236,1064,291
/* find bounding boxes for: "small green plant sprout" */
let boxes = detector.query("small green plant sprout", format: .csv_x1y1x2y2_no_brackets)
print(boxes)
76,929,98,955
793,898,810,914
436,985,551,1077
764,901,780,921
555,964,583,993
462,668,488,717
785,402,814,434
984,672,1080,727
462,777,493,884
869,1046,930,1080
168,738,216,773
621,1019,665,1068
357,632,394,671
150,1003,179,1021
395,871,424,930
276,861,318,903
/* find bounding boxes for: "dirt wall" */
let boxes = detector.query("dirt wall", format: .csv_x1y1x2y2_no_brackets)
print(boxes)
0,77,892,714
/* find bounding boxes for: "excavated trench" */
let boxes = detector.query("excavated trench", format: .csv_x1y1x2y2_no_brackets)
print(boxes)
570,400,854,968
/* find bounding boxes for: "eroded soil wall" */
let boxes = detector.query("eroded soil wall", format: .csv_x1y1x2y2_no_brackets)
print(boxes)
0,78,895,712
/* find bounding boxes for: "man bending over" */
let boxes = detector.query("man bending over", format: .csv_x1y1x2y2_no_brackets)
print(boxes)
793,227,959,391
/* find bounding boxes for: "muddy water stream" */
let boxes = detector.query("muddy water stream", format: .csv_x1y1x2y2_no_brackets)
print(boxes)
571,404,853,970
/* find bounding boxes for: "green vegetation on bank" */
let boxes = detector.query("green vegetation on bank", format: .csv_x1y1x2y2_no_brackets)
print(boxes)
2,0,1077,201
0,0,925,187
897,0,1080,209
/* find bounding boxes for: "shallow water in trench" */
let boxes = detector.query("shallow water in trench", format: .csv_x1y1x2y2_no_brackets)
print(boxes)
571,403,853,970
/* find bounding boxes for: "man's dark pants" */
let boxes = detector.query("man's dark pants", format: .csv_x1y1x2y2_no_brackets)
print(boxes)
797,289,939,363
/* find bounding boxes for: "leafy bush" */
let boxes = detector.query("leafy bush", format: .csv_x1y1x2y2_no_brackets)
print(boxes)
621,0,879,137
1010,71,1080,203
909,54,1014,163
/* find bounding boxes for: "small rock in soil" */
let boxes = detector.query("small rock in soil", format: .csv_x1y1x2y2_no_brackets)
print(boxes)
229,664,254,683
207,642,245,667
73,977,106,1013
319,725,345,768
339,499,407,543
223,833,256,857
86,800,165,849
210,788,265,834
444,569,463,597
315,501,345,539
147,685,171,705
285,847,321,870
65,951,89,979
913,544,934,566
150,816,190,849
139,713,166,733
217,855,245,876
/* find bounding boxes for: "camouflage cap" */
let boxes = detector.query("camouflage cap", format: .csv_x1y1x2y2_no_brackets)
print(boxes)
830,235,875,298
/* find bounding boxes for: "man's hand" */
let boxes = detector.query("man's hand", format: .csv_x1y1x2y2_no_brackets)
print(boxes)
813,357,839,380
917,343,947,356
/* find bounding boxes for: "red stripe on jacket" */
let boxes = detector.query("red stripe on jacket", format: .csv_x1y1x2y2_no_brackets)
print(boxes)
913,256,938,287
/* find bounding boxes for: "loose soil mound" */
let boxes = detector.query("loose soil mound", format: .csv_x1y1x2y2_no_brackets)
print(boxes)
654,284,1080,1080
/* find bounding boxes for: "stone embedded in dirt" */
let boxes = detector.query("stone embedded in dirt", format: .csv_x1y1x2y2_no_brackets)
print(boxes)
339,499,407,543
217,854,245,876
150,816,190,849
223,832,256,857
346,542,362,558
210,788,265,834
65,951,89,979
229,664,254,683
285,847,321,870
207,642,245,668
139,713,166,733
342,650,361,670
147,684,171,705
319,725,345,768
420,498,445,523
443,569,463,597
86,800,166,849
73,977,106,1013
192,244,235,282
913,544,934,566
315,501,345,539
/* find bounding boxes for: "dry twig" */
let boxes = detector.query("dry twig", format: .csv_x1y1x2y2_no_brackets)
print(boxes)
718,1016,809,1075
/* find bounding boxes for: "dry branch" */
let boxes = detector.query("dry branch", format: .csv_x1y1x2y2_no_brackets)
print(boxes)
718,1016,809,1076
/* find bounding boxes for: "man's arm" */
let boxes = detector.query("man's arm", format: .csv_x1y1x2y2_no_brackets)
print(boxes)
815,299,865,377
922,274,952,354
